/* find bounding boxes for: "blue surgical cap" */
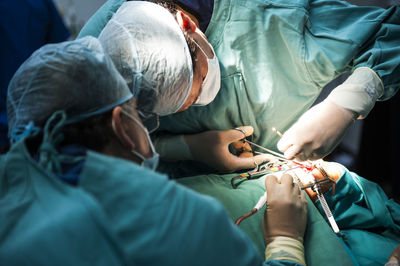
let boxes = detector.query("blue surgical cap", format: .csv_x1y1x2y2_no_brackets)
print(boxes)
98,1,193,116
7,36,133,142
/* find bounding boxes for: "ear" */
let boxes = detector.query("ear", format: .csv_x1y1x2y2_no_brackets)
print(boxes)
176,10,196,32
111,106,136,149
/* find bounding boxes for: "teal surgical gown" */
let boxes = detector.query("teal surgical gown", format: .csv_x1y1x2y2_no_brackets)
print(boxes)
0,139,302,266
77,0,400,175
177,166,400,265
158,0,400,156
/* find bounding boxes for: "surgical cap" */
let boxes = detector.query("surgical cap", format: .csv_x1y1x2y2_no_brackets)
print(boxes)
7,36,132,141
98,1,193,116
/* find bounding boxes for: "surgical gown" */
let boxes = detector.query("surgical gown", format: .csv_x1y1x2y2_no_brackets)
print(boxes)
158,0,400,157
177,166,400,265
0,140,301,266
78,0,400,177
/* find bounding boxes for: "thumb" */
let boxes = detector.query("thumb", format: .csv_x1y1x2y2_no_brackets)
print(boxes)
254,153,275,165
283,144,302,160
228,153,272,171
277,131,292,152
224,126,254,143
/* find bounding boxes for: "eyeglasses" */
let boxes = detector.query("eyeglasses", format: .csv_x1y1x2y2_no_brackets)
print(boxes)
138,110,160,134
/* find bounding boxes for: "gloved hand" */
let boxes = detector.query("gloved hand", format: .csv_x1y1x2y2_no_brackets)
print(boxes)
184,126,274,173
278,67,383,161
263,174,307,244
277,100,355,161
306,160,343,201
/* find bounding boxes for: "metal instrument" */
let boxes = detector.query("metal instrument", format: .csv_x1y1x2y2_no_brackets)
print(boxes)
233,127,340,233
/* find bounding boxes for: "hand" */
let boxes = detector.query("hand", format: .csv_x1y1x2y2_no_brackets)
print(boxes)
306,160,342,201
277,100,356,161
263,174,307,244
184,126,274,173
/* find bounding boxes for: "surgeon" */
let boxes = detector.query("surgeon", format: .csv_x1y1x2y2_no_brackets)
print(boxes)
93,0,273,173
1,36,308,265
79,0,400,173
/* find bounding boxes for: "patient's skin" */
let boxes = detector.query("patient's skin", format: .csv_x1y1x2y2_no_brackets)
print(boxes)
387,245,400,264
307,161,342,201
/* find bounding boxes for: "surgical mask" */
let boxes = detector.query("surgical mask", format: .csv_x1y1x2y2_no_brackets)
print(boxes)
193,41,221,106
121,109,160,170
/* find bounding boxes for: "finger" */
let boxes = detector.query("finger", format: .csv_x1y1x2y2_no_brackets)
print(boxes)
227,126,254,142
280,174,294,187
294,152,311,162
233,141,252,152
265,175,280,200
253,153,275,164
232,140,247,150
265,174,279,188
229,153,271,170
311,168,325,180
238,151,254,158
293,180,303,197
312,161,343,182
283,144,302,160
312,160,329,179
277,132,291,152
239,126,254,137
243,142,252,151
300,190,307,202
300,190,308,211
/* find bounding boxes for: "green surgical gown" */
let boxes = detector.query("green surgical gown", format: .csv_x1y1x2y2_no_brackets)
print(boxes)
158,0,400,156
0,140,302,266
77,0,400,175
177,166,400,265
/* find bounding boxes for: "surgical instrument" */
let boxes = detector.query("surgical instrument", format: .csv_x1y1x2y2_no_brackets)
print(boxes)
311,164,340,233
272,127,283,138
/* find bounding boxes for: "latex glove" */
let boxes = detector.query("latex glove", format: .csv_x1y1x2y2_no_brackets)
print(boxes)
277,100,356,161
278,67,383,161
306,160,343,201
263,174,307,244
184,126,274,173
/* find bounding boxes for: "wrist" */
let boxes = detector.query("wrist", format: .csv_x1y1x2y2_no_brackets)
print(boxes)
327,67,383,119
265,236,306,265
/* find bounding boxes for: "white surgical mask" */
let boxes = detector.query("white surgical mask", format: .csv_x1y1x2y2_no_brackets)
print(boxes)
121,109,160,170
193,42,221,106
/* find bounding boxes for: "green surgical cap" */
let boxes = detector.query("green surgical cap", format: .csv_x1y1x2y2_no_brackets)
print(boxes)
99,1,193,116
7,36,133,142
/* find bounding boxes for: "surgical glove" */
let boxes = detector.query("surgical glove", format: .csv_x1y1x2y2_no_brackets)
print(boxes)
278,67,383,161
277,100,356,161
326,67,383,119
263,174,307,244
184,126,274,173
306,160,343,201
